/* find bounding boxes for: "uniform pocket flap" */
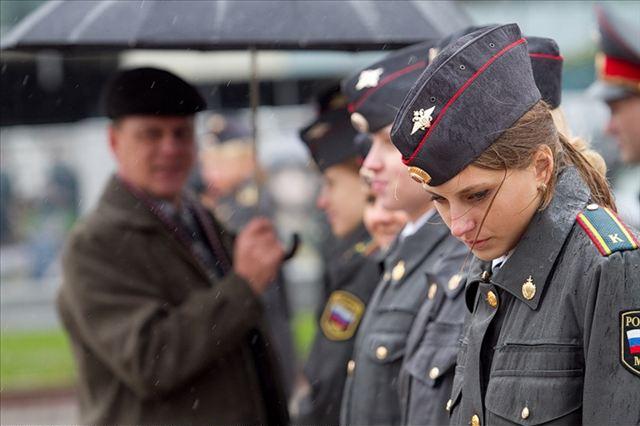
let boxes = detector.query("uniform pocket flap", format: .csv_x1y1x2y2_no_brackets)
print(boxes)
485,375,583,425
405,344,458,387
364,332,407,364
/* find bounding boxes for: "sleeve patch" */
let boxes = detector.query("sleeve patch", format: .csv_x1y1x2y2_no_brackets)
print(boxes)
320,290,365,341
576,205,639,256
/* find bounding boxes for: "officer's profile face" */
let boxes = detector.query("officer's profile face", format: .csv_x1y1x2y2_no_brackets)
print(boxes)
363,195,409,250
422,162,545,261
316,163,367,238
362,126,431,219
200,143,255,199
109,115,196,202
606,96,640,164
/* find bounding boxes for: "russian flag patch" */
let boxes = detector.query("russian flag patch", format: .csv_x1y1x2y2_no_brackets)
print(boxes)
621,310,640,377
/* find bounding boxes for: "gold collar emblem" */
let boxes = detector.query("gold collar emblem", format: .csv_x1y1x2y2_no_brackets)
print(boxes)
522,275,536,300
411,106,435,135
355,68,384,90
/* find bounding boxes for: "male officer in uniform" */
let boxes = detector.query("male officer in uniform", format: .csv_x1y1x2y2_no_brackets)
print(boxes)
198,114,297,397
339,41,468,426
58,68,288,425
293,91,381,426
589,5,640,226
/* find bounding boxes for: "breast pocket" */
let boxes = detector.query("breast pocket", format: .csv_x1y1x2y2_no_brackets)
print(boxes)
403,322,462,425
485,342,584,425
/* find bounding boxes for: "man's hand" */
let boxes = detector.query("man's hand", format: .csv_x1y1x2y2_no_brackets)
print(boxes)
233,217,284,295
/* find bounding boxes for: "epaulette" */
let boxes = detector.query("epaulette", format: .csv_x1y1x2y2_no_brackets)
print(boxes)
576,204,639,256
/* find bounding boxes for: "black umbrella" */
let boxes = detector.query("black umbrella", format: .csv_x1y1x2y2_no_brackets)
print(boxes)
1,0,470,52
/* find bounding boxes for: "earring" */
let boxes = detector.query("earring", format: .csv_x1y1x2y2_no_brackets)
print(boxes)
537,183,547,192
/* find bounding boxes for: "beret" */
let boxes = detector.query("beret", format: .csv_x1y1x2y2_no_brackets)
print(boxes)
103,67,206,119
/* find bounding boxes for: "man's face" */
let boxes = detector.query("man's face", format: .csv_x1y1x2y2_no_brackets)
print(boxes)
360,125,430,218
606,96,640,164
316,163,367,238
109,115,195,201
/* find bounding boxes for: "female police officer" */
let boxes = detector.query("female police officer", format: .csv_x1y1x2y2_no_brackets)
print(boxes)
390,24,640,426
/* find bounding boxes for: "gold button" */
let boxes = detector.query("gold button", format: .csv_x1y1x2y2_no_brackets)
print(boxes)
375,346,388,360
428,367,440,379
347,360,356,375
521,406,530,419
586,203,599,211
481,271,491,282
428,283,438,299
448,274,462,290
471,414,480,426
445,399,453,411
486,291,498,308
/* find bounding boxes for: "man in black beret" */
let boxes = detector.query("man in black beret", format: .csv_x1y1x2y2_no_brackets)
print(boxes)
57,67,289,425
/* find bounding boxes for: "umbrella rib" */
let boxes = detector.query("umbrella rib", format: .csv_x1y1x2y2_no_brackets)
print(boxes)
1,0,65,46
69,0,117,42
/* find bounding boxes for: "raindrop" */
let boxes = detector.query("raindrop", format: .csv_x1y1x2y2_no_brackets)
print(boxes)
22,75,30,86
150,81,156,89
192,398,200,410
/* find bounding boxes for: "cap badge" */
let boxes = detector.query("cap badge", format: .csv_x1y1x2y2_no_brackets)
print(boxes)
408,166,431,186
307,122,331,140
355,68,384,90
522,275,536,300
411,106,435,135
350,112,369,133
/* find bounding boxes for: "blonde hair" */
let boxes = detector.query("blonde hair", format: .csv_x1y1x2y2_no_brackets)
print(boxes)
473,100,615,211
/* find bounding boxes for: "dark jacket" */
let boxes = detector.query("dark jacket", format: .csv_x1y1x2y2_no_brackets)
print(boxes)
448,167,640,426
340,213,455,426
299,224,380,425
398,238,468,426
57,176,289,425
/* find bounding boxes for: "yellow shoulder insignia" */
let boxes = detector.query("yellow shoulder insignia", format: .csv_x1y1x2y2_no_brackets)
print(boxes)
576,204,639,256
320,291,365,341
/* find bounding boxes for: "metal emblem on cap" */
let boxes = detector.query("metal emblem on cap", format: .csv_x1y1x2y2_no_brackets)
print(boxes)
355,67,384,90
522,275,536,300
408,166,431,185
350,112,369,133
307,122,331,140
411,106,435,135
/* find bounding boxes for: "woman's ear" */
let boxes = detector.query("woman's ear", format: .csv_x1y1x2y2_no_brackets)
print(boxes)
533,145,554,186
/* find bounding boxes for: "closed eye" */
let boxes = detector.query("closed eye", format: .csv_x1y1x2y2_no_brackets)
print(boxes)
468,189,490,202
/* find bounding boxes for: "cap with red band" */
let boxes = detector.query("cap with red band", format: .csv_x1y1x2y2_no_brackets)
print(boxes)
341,40,436,134
389,24,541,187
589,4,640,102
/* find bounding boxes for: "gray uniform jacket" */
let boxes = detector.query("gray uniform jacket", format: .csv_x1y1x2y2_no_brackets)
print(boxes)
340,213,452,426
299,223,380,426
398,238,468,426
449,167,640,426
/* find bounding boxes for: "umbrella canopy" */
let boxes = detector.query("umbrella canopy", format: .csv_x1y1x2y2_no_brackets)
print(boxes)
1,0,471,52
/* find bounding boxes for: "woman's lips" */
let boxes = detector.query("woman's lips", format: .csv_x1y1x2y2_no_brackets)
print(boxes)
371,180,387,194
464,237,490,249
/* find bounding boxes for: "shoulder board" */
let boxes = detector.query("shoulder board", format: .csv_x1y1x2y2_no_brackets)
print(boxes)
576,204,639,256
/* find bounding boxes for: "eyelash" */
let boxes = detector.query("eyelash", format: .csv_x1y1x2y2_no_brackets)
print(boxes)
429,190,490,204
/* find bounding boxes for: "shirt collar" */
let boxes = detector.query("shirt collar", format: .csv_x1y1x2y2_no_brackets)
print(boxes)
400,207,437,241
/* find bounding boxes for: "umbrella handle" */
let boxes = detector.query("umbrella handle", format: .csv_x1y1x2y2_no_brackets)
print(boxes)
283,232,300,261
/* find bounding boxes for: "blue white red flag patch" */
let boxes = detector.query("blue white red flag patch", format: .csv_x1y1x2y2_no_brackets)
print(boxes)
320,291,365,341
